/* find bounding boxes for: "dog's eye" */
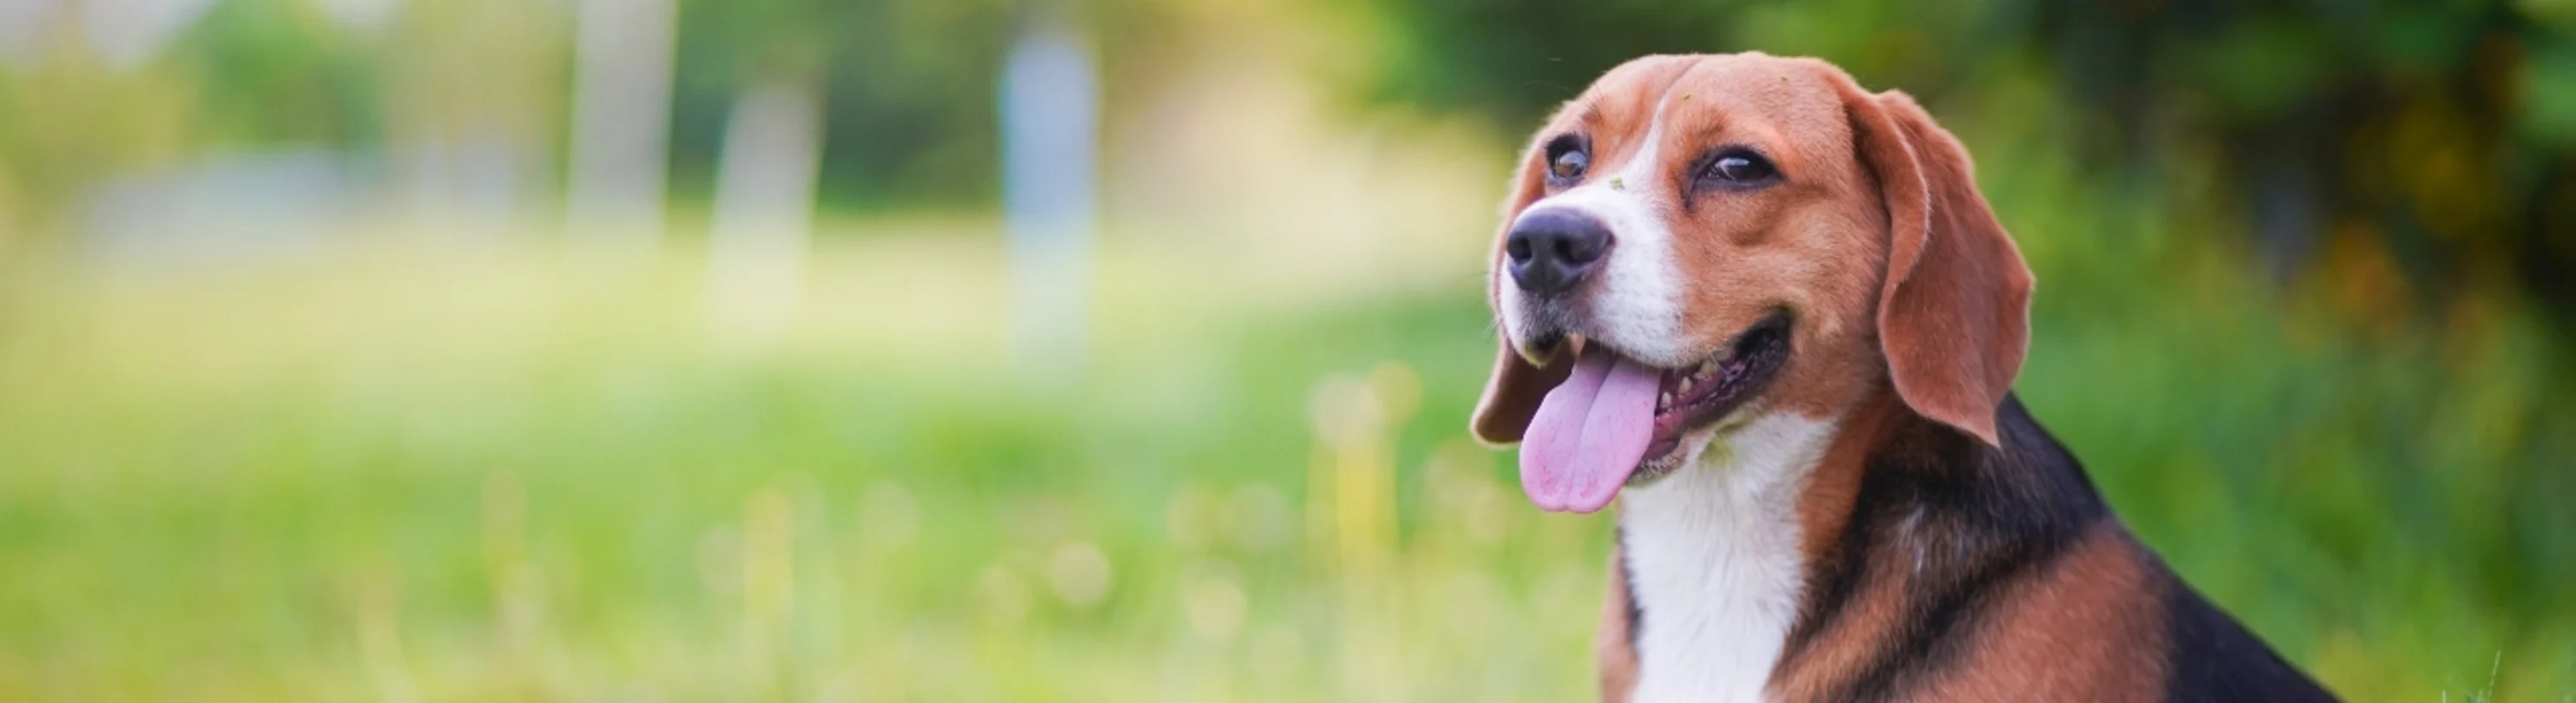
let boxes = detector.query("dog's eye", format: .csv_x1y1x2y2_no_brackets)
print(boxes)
1545,136,1589,183
1701,149,1778,186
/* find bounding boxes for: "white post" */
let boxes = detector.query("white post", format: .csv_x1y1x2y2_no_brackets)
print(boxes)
706,82,825,342
565,0,675,246
1000,17,1098,371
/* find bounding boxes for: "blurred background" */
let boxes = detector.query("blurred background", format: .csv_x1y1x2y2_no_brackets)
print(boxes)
0,0,2572,700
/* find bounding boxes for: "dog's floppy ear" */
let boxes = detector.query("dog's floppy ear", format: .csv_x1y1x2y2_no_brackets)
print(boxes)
1470,135,1572,445
1847,89,2034,447
1471,342,1574,444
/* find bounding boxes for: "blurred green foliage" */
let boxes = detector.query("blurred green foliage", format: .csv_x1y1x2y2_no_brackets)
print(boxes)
661,0,1209,210
0,0,1062,227
670,0,1017,210
174,0,385,146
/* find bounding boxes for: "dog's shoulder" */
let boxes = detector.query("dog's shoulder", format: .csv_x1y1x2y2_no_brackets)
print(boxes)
1768,398,2335,702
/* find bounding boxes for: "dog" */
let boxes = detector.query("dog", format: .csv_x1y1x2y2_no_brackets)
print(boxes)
1468,53,2336,702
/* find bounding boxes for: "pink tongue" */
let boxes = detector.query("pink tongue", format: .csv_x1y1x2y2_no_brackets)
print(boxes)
1519,345,1664,513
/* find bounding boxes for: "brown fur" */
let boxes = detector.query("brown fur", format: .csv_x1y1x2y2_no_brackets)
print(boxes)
1764,517,2173,702
1911,523,2169,702
1760,395,1907,700
1848,89,2034,446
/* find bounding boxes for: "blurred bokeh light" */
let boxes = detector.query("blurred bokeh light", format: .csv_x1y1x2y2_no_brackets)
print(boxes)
0,0,2571,700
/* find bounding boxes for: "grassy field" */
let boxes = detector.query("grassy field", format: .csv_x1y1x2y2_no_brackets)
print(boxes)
1,224,2571,701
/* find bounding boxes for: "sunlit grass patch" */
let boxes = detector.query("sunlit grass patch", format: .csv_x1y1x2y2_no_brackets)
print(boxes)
2,219,2572,700
0,233,1601,701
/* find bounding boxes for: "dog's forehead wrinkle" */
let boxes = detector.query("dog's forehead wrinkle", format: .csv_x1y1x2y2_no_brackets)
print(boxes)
1664,58,1852,158
1578,57,1708,174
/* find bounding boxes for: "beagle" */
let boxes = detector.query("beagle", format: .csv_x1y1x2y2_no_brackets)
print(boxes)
1470,54,2336,702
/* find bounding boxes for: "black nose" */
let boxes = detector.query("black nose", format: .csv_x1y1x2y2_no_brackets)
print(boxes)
1505,209,1612,296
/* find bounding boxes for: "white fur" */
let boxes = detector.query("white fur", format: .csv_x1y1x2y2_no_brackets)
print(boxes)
1489,83,1834,702
1497,90,1690,366
1620,411,1838,703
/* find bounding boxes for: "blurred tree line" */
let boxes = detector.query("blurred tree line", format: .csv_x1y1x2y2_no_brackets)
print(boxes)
4,0,2567,305
669,0,1016,210
0,0,1222,235
662,0,1202,211
1355,0,2576,330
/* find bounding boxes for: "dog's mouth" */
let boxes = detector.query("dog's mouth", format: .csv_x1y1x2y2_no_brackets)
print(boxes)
1634,312,1792,478
1516,312,1792,513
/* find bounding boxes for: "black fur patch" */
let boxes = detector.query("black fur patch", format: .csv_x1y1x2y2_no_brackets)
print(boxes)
2161,573,2337,702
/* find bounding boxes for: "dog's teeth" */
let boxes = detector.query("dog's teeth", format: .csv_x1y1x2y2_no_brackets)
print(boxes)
1697,359,1716,376
1677,376,1695,393
1658,391,1672,409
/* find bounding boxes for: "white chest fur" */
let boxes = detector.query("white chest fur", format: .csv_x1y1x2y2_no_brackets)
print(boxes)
1618,412,1837,703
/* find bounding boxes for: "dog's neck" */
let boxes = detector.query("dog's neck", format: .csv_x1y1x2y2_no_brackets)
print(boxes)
1617,411,1841,703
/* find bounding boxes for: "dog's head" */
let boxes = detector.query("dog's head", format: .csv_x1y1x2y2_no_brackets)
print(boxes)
1473,53,2033,512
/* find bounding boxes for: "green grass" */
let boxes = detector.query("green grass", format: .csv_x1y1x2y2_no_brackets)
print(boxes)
0,229,2570,701
0,239,1610,702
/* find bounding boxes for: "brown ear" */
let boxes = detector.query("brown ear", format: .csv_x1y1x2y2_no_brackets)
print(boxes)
1847,89,2034,447
1470,342,1574,444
